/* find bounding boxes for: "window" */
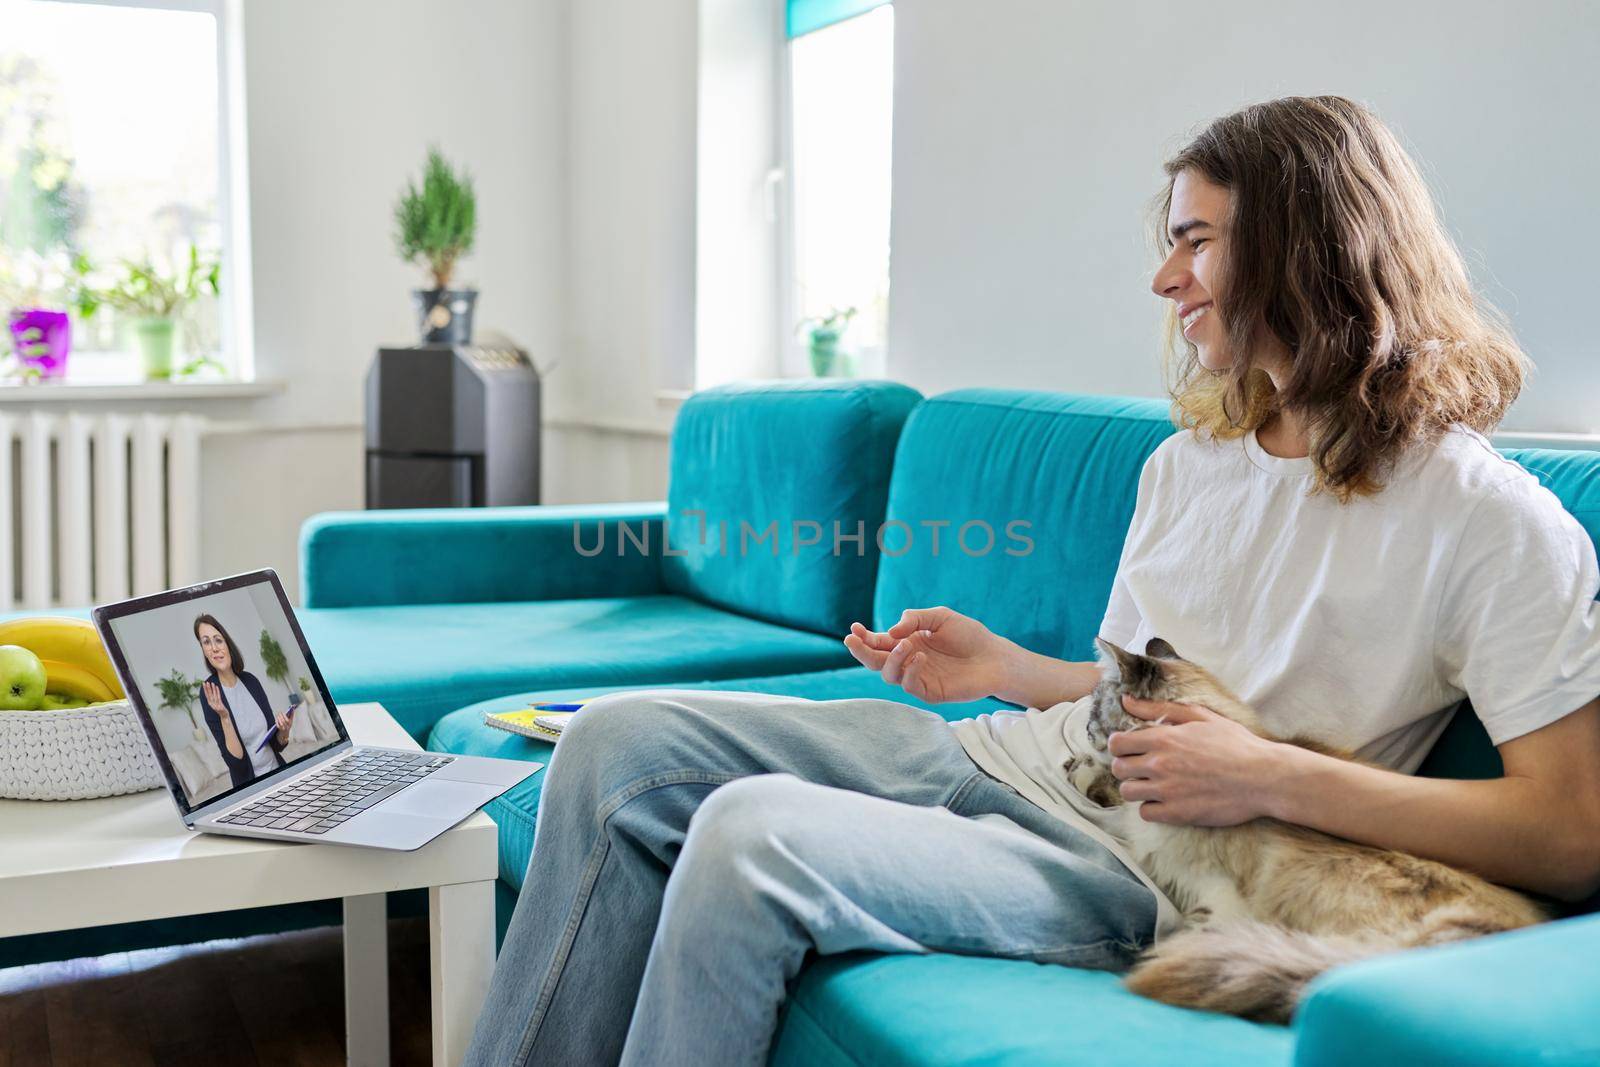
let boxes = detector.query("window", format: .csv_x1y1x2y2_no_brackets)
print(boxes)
783,1,893,377
0,0,243,383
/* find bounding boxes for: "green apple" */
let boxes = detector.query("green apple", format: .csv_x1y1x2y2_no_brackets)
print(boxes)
0,644,47,710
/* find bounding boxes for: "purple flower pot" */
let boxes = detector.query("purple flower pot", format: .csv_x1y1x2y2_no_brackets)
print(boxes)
8,309,71,379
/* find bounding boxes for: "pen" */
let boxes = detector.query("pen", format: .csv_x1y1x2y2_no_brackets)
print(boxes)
530,702,585,712
253,703,297,752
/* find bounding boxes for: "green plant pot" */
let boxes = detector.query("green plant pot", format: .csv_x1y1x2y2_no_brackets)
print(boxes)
809,337,840,377
131,317,177,380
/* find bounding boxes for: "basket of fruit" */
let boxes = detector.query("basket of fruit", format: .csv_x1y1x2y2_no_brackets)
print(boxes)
0,617,163,801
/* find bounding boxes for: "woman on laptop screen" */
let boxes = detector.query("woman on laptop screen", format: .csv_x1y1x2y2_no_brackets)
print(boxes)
194,614,292,790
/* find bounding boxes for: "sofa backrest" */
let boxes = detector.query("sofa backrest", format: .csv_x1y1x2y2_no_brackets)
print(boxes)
874,389,1600,787
873,389,1174,659
664,379,923,636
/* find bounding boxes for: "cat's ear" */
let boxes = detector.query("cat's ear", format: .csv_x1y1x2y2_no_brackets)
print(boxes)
1094,637,1141,678
1144,637,1183,661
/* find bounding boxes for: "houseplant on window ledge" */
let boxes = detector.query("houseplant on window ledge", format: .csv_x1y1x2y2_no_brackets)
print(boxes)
394,147,478,346
0,251,77,381
75,245,221,380
799,306,857,377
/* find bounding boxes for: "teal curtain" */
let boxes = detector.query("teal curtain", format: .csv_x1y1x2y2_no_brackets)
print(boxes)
786,0,889,38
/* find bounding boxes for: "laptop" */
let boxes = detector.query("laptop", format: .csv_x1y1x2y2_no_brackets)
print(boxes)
93,568,541,850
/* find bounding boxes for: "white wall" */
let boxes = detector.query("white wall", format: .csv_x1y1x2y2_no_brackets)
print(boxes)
887,0,1600,432
555,0,698,436
198,424,364,595
530,0,701,505
241,0,569,429
220,0,572,593
696,0,784,388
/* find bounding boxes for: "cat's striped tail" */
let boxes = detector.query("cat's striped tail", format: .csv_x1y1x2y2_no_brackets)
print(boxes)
1123,911,1511,1025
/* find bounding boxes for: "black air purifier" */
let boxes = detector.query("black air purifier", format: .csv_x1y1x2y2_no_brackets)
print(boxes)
364,343,541,508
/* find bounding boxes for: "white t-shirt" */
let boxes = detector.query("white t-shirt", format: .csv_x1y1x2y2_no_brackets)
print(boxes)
952,424,1600,932
224,677,281,777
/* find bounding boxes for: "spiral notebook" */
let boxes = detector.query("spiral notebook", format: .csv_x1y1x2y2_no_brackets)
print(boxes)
484,708,576,741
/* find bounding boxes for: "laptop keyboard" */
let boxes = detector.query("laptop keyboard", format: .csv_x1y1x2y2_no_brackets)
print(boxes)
215,750,456,835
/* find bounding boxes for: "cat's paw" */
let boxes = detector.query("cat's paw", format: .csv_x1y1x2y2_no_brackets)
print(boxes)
1064,754,1097,795
1066,757,1123,808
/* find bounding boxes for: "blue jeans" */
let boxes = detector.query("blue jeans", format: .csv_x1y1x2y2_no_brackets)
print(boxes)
462,689,1158,1067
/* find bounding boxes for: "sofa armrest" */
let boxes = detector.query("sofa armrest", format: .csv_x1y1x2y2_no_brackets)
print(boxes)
300,502,667,608
1293,912,1600,1067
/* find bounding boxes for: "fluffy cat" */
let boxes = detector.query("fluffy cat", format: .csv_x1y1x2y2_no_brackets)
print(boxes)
1065,637,1546,1024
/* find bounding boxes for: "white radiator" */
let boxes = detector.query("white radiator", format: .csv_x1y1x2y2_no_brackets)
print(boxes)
0,412,204,611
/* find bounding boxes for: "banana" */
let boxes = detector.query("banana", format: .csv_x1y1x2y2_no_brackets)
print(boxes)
0,616,124,698
41,658,117,703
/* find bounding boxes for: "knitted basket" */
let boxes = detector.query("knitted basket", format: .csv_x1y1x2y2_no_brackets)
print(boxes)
0,700,165,801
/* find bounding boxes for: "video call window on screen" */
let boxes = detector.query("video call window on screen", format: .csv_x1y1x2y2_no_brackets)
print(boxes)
111,579,341,807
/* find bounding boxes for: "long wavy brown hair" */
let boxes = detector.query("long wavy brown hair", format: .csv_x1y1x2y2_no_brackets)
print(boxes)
1155,96,1529,499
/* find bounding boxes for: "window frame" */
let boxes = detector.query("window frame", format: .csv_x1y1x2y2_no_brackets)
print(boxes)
776,4,894,379
9,0,254,382
775,14,801,377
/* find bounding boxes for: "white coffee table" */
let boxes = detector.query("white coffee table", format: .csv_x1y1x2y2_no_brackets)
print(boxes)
0,701,500,1067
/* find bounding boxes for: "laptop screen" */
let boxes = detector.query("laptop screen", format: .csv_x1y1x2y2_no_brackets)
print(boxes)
97,570,348,812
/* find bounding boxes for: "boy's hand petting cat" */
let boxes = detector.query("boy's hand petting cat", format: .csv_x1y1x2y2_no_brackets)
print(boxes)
1108,695,1289,826
844,606,1017,704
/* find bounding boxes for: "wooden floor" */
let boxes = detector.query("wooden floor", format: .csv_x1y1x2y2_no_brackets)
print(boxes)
0,917,434,1067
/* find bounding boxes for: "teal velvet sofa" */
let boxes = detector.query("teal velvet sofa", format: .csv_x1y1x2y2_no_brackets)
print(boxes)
412,385,1600,1066
7,380,1599,1065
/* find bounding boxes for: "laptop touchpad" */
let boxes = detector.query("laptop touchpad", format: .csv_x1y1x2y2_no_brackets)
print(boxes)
383,779,497,817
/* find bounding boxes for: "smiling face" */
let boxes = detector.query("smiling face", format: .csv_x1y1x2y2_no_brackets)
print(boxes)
1152,169,1232,371
197,622,232,674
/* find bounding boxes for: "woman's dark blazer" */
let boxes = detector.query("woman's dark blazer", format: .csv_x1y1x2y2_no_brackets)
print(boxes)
201,670,287,790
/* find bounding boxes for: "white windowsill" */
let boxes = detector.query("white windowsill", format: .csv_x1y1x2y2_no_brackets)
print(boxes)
0,379,286,404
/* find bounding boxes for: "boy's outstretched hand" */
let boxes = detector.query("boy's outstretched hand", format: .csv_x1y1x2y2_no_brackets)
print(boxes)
844,606,1017,704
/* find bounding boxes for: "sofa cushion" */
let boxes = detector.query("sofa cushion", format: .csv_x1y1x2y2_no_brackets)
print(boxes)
771,952,1291,1067
298,595,853,740
871,390,1176,661
663,379,922,637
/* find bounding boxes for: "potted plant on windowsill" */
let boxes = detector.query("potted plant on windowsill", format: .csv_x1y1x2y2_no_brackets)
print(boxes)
394,147,478,346
74,245,221,380
798,306,857,377
0,250,77,380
